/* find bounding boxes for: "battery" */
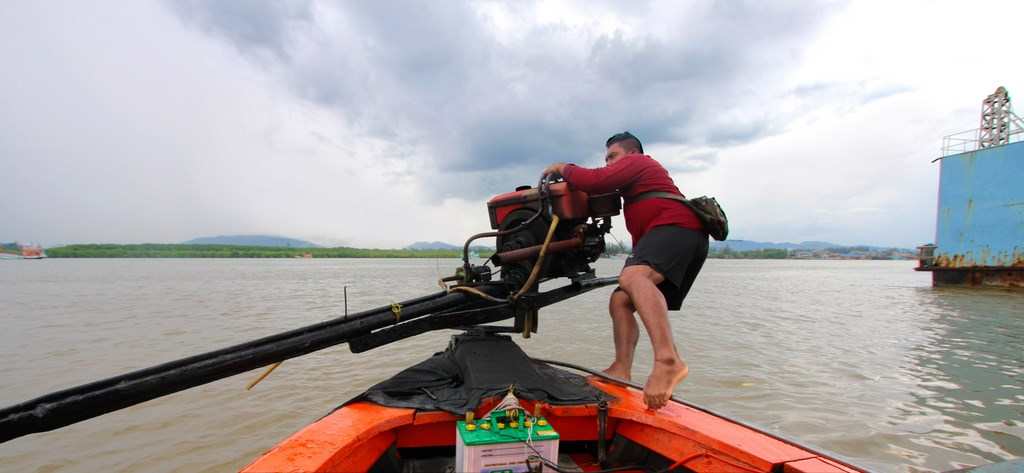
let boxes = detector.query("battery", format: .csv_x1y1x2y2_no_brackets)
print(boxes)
454,411,560,473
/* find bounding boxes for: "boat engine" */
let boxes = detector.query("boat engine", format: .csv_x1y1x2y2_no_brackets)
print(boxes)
462,176,620,290
432,174,621,338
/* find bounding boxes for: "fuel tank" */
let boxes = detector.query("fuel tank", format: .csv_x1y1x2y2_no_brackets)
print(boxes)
487,182,619,229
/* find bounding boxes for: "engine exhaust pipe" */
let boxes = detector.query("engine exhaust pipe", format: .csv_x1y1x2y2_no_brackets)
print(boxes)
491,235,584,265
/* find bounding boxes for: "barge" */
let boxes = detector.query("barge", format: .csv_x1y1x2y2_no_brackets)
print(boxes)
917,87,1024,288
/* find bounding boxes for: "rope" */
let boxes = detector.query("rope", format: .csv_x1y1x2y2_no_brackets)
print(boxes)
245,361,282,390
448,285,509,303
491,428,646,473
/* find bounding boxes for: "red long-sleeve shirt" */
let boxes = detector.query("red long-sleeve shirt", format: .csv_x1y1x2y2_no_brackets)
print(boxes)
562,154,703,244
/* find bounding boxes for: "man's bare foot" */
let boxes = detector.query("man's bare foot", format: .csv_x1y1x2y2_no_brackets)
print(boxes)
643,358,688,410
602,361,633,381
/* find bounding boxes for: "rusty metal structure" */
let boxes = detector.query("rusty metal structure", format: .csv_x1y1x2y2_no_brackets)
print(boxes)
941,87,1024,156
918,87,1024,287
979,87,1024,148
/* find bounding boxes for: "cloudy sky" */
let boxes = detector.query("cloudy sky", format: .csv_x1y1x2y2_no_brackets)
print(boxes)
2,1,1021,248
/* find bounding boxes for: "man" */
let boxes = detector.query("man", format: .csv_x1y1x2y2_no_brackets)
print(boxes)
544,132,708,410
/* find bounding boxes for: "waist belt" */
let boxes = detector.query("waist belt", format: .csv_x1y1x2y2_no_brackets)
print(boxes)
623,191,686,205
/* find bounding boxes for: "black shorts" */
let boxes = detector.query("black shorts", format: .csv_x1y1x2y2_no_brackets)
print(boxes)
620,225,708,310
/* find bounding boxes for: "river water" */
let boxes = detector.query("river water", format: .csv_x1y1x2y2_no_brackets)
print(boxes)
0,259,1021,472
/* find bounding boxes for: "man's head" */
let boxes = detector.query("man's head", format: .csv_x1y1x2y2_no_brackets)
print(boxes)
605,131,643,165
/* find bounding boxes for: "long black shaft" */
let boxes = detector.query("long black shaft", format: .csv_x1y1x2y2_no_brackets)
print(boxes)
0,289,500,443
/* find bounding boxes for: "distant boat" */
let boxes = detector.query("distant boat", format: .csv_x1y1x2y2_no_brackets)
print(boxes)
20,245,46,260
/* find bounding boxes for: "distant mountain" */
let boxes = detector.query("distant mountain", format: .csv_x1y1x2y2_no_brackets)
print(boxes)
710,240,910,252
406,241,460,250
710,240,834,251
184,235,319,248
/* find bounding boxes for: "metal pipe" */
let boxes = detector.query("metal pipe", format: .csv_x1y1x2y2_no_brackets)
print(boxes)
491,235,583,265
573,276,620,290
461,173,554,275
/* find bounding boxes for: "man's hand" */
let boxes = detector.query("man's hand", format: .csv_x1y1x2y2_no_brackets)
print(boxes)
544,162,567,176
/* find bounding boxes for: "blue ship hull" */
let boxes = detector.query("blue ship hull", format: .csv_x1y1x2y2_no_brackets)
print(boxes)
918,141,1024,287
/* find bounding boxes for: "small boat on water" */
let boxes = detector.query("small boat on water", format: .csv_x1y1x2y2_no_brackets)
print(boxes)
242,333,864,473
0,244,46,259
21,245,46,259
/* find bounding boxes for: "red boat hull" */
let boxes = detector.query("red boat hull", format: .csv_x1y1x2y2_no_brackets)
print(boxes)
242,378,861,473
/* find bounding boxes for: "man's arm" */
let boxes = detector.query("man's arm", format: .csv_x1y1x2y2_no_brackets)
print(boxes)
557,157,641,194
544,162,568,176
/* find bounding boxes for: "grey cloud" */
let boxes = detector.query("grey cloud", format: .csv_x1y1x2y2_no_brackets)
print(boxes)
168,0,314,60
168,1,841,197
706,120,773,147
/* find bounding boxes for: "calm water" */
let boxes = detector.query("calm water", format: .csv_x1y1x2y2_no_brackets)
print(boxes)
0,259,1021,472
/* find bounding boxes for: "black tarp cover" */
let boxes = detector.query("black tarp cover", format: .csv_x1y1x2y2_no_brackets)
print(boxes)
348,333,612,414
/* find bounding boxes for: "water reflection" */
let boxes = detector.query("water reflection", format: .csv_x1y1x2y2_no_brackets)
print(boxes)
892,288,1024,471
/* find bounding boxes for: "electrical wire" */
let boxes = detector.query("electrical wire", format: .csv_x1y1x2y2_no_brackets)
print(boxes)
483,390,525,419
490,428,650,473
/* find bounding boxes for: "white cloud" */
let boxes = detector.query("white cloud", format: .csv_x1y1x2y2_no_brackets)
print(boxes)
2,1,1022,249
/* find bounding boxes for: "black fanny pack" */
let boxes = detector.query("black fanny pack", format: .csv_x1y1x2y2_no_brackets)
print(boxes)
624,191,729,241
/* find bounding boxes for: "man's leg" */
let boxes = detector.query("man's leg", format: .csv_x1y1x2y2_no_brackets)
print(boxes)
618,264,688,410
603,289,639,381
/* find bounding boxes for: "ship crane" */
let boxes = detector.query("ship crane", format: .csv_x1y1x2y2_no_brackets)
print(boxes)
979,86,1024,148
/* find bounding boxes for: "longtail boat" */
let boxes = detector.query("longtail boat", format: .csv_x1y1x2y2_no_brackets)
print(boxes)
242,332,864,473
0,175,923,472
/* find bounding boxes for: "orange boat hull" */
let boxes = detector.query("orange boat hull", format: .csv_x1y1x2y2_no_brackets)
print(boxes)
242,378,861,473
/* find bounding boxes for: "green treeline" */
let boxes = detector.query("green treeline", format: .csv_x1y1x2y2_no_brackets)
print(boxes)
42,243,909,260
709,248,789,259
47,244,478,259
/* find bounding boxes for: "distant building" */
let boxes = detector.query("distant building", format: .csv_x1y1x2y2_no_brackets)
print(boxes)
917,87,1024,287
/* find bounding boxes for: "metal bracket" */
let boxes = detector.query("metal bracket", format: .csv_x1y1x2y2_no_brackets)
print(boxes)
348,275,619,353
